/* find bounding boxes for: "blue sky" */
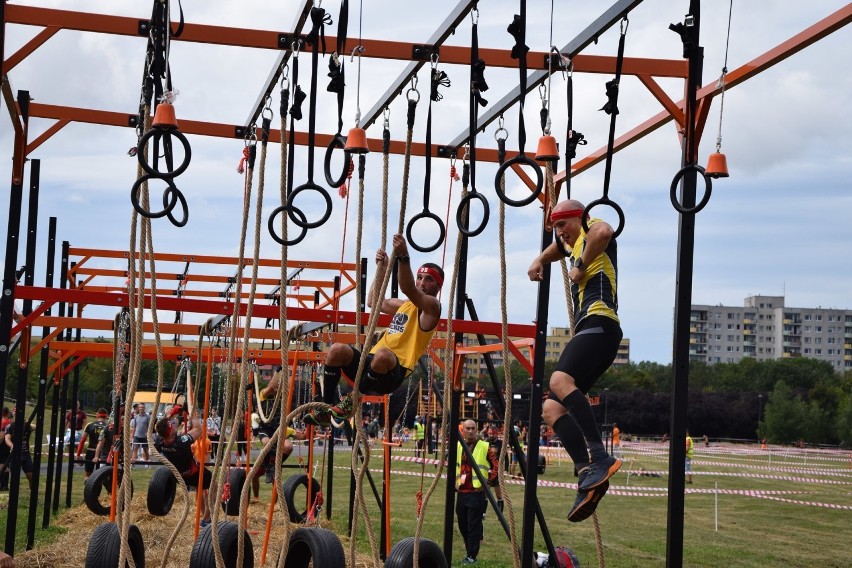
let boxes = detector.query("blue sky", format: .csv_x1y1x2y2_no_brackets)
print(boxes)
2,0,851,364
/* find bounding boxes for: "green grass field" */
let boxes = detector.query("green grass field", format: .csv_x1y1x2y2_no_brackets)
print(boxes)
2,440,851,567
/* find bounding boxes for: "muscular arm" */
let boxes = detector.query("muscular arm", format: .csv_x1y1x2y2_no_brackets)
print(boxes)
528,241,568,281
392,234,441,330
261,369,281,399
578,220,614,266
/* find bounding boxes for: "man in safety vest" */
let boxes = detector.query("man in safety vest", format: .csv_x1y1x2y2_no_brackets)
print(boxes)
413,415,426,458
456,419,499,565
306,234,442,427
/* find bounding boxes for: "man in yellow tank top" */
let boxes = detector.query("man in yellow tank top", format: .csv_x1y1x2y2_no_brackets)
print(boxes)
306,233,442,426
528,199,623,523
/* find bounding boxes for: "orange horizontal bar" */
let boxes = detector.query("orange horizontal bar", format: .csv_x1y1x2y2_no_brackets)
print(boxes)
67,247,356,271
50,341,325,365
455,337,534,355
72,266,340,289
5,5,686,76
16,285,537,339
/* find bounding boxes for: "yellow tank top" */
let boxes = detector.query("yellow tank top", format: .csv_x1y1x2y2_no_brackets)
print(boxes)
371,300,436,373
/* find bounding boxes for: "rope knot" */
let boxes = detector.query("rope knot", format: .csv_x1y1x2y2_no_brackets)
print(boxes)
600,78,620,116
222,481,231,502
237,147,250,174
450,165,459,181
290,86,306,121
416,490,424,516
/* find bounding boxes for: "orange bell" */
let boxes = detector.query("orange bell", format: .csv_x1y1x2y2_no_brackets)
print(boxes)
344,126,370,154
152,102,178,129
535,135,559,162
705,152,729,178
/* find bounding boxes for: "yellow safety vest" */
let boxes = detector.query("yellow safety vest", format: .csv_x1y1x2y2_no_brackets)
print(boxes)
414,422,425,441
456,440,490,490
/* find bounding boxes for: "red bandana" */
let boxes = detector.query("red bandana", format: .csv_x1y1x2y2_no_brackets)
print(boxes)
550,209,587,223
417,266,444,287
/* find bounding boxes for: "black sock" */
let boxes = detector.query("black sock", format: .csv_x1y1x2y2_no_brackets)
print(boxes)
552,414,590,469
561,390,607,462
323,366,341,404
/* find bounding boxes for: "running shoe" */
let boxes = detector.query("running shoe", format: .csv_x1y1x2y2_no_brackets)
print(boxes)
567,480,609,523
330,394,353,420
304,410,331,427
577,456,622,491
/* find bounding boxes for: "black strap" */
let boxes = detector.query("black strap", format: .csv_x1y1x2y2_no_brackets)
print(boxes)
469,17,488,196
423,67,450,208
327,0,348,135
288,56,302,197
507,3,530,155
599,23,627,201
305,6,332,182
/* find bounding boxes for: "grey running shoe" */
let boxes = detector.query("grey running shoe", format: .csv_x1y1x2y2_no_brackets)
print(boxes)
578,456,621,491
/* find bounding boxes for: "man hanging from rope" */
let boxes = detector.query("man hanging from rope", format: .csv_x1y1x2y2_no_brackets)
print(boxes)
256,366,307,483
306,233,443,426
527,199,623,523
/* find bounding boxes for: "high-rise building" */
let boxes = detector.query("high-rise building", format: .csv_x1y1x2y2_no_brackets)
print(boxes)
690,295,852,371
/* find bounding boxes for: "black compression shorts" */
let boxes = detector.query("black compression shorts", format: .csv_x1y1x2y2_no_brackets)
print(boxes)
341,346,407,395
552,315,622,394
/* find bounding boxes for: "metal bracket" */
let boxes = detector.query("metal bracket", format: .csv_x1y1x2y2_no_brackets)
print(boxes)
436,145,455,158
234,125,246,139
137,20,151,36
543,53,567,72
278,34,306,51
127,115,139,128
412,44,439,61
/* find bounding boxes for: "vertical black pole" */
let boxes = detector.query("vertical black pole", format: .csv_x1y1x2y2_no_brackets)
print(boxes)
520,218,554,568
30,216,55,538
18,162,44,551
65,326,81,507
43,241,68,521
52,258,73,512
442,233,469,562
2,91,30,557
667,2,703,567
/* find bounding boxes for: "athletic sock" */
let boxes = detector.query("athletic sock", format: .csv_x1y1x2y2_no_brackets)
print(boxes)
561,390,607,462
322,366,342,404
552,414,590,469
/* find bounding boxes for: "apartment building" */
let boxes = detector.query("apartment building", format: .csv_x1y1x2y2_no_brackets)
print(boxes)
690,295,852,371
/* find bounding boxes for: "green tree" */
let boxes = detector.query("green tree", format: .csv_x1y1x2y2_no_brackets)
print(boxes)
760,381,808,444
835,396,852,447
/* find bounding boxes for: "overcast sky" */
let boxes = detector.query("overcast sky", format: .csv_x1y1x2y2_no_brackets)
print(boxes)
2,0,851,364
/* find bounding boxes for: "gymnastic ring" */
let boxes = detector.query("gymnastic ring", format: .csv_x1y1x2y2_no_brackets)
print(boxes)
323,133,351,188
267,204,308,246
131,174,179,219
582,197,625,239
406,210,446,253
287,181,333,229
137,127,192,179
494,154,544,207
669,163,713,215
456,190,490,238
163,183,189,228
385,536,447,568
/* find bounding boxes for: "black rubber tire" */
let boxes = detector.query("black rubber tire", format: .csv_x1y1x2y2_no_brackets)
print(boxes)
189,521,254,568
84,522,145,568
281,473,321,523
538,454,547,475
384,537,448,568
282,527,345,567
222,468,247,516
147,465,177,516
84,466,133,516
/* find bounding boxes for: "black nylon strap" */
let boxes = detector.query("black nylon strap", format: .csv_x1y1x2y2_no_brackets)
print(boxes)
306,6,331,181
600,25,627,200
507,4,530,155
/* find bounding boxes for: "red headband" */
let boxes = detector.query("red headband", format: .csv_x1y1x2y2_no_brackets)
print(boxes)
97,412,108,418
550,209,587,222
417,266,444,287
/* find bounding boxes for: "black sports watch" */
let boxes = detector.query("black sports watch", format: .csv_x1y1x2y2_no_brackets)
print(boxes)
574,257,585,271
399,255,410,264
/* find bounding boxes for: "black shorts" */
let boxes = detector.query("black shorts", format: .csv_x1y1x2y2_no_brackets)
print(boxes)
183,467,213,490
133,436,147,447
20,451,33,474
256,423,278,441
341,346,407,395
553,316,622,394
85,448,97,474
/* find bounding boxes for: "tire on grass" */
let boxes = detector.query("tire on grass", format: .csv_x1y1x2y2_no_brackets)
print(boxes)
384,537,447,568
538,453,546,475
147,465,177,516
84,521,145,568
84,466,133,516
221,467,247,516
281,527,344,567
281,473,321,523
189,521,253,568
